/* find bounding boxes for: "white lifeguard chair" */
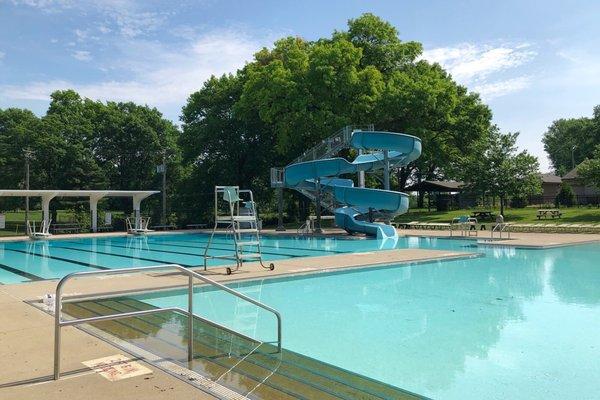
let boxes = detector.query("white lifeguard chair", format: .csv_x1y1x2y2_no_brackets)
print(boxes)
27,219,52,240
126,216,153,235
203,186,274,275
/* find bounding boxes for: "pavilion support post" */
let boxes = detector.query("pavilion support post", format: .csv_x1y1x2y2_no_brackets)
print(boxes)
89,195,105,233
41,194,55,229
132,196,142,229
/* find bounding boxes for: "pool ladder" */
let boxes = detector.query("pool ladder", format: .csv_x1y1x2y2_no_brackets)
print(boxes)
52,264,282,380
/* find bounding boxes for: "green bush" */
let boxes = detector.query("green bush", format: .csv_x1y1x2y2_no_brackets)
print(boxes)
555,183,575,207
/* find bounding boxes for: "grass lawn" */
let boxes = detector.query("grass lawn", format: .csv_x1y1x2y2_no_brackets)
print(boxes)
395,206,600,224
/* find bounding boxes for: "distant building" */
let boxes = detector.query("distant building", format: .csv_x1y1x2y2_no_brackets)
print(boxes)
562,166,600,197
539,173,562,198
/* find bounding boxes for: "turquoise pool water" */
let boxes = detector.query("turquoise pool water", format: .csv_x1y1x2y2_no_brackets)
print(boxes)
135,239,600,400
0,233,412,284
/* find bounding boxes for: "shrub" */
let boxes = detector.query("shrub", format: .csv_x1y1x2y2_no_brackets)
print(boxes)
555,183,575,207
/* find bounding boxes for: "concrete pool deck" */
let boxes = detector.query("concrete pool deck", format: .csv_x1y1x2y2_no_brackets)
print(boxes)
0,228,598,399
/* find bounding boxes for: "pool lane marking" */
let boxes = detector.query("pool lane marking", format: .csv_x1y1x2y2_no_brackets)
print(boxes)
0,262,43,281
144,238,347,255
48,245,198,268
2,248,110,271
57,240,304,259
157,237,351,253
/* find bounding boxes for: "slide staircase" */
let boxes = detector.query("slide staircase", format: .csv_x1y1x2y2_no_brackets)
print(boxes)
271,126,421,239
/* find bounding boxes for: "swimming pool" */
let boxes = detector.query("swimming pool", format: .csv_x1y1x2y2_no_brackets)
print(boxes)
131,239,600,400
0,233,427,284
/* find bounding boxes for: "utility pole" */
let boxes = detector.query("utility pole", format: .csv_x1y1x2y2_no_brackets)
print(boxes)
161,150,167,225
23,148,34,224
571,145,576,169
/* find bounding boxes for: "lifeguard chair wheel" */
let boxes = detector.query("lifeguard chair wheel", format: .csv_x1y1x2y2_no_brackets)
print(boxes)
226,267,232,275
269,263,275,271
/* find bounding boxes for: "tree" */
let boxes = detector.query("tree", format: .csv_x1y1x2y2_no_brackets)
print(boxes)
0,108,42,189
542,106,600,175
577,145,600,189
555,182,575,207
181,13,492,217
460,127,541,215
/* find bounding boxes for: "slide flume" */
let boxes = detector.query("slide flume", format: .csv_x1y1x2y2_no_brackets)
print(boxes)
282,130,422,239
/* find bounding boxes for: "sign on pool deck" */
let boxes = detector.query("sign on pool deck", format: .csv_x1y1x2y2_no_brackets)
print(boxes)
82,354,153,381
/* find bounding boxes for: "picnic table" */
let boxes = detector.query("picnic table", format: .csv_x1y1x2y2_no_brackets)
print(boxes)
470,211,495,221
536,209,562,219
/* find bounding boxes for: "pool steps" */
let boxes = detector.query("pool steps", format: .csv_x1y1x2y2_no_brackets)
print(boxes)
64,297,425,400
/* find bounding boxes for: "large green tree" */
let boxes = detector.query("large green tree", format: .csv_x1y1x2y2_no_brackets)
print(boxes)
180,13,492,218
459,128,541,215
1,90,181,221
577,145,600,189
542,106,600,175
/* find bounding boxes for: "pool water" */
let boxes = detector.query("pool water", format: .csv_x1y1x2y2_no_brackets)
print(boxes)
134,239,600,400
0,233,418,284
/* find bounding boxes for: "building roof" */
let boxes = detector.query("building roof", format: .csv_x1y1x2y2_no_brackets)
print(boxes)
562,167,580,180
540,173,562,184
404,180,464,192
0,190,159,200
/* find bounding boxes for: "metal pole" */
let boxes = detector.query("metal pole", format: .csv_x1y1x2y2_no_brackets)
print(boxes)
314,179,322,234
54,285,62,380
358,149,365,188
162,152,167,225
24,149,32,224
187,275,193,363
383,150,390,191
275,187,286,231
571,145,576,169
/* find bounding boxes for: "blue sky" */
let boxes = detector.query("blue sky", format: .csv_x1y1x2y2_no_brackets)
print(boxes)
1,0,600,171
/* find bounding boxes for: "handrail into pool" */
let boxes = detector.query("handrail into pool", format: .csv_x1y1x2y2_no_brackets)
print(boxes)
53,264,283,380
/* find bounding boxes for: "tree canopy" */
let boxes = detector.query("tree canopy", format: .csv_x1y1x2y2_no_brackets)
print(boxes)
3,14,541,224
458,127,541,215
542,105,600,175
179,13,493,217
0,90,180,219
577,145,600,189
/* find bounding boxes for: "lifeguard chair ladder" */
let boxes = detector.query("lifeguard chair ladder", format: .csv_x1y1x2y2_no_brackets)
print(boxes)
203,186,274,275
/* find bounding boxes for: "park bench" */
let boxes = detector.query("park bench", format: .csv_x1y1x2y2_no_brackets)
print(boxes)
536,209,562,219
186,223,208,229
51,222,81,234
150,224,177,231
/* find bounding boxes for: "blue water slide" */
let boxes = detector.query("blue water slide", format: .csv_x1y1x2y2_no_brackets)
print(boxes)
282,131,421,239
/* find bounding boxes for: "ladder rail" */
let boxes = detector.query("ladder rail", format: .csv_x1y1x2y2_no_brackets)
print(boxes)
53,263,283,380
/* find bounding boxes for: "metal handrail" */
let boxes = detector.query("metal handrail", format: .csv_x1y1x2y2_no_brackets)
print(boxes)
491,223,511,239
53,264,282,380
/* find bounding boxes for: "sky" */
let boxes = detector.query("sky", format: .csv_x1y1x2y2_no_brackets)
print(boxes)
1,1,600,172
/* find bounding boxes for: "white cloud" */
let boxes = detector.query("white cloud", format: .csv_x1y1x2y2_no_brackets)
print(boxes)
0,29,265,119
98,25,111,34
72,50,92,61
8,0,73,13
473,76,531,100
422,42,536,99
74,28,88,42
0,51,5,60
